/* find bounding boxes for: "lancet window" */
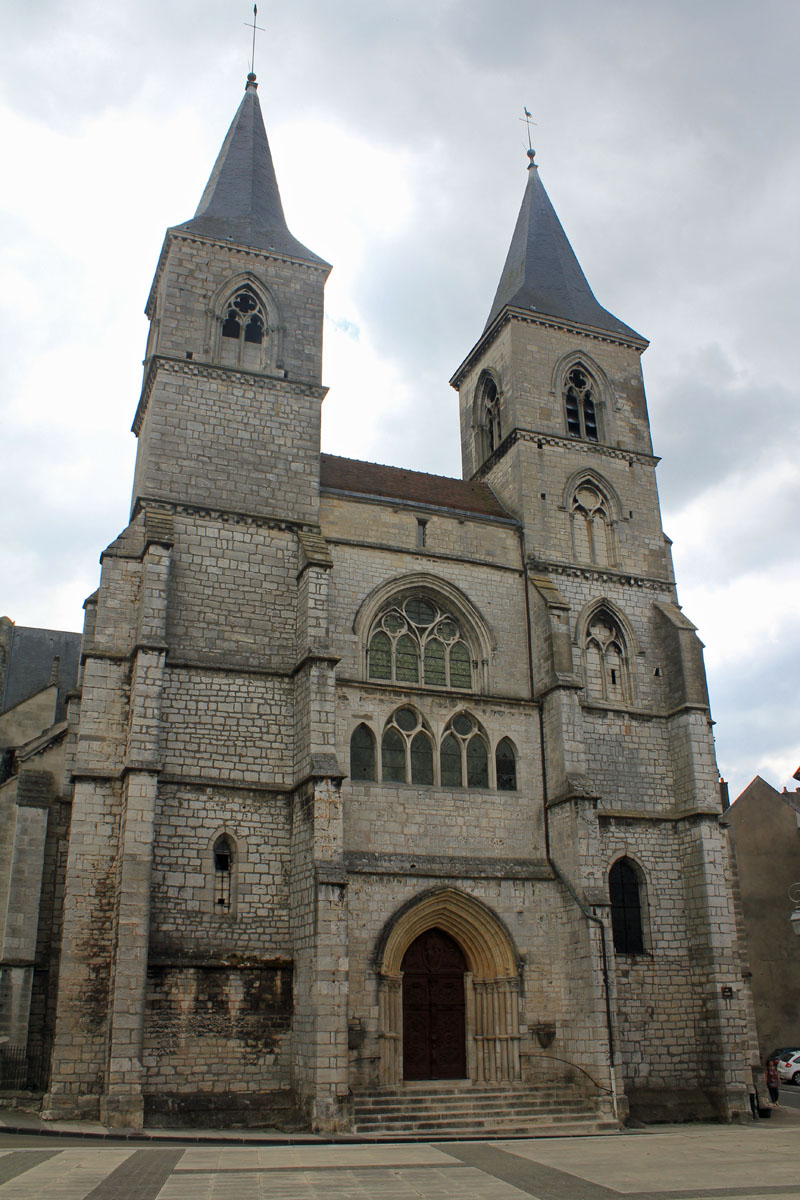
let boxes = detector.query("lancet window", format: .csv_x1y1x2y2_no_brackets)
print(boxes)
495,738,517,791
571,482,612,567
350,724,377,781
564,365,599,440
213,835,234,912
367,596,473,691
484,379,502,455
609,858,645,954
585,611,629,704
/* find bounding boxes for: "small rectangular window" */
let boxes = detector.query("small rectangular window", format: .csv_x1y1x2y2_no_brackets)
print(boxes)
417,519,428,548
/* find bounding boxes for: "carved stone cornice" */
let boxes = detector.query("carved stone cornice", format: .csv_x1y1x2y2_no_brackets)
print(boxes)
132,354,327,434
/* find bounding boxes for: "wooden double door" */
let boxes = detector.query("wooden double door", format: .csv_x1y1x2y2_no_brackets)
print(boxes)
402,927,467,1080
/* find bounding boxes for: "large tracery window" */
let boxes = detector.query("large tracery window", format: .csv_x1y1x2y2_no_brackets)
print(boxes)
571,483,612,567
220,287,267,368
440,712,489,788
381,707,434,785
564,366,599,441
585,610,629,704
368,597,473,691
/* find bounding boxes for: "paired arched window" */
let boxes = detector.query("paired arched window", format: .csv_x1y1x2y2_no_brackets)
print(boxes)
213,835,234,912
571,482,612,567
609,858,645,954
349,712,516,790
564,365,599,441
585,610,629,704
367,596,473,690
382,707,434,785
219,287,267,369
440,712,488,788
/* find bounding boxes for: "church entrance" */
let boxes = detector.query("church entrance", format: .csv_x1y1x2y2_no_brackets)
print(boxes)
401,927,466,1080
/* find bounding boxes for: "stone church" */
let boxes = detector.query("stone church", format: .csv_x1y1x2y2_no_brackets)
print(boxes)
1,74,758,1133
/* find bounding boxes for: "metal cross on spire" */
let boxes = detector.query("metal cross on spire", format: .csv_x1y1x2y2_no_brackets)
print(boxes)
244,4,266,76
519,106,537,151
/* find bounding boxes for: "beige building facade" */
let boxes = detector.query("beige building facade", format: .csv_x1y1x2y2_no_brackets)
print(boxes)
2,76,758,1132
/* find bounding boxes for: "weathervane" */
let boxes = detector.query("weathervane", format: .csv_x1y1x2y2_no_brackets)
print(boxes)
519,106,537,157
245,4,266,76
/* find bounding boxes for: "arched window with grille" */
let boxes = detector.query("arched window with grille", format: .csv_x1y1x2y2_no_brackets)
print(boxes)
219,286,267,369
571,482,613,567
350,724,377,781
484,379,502,455
584,610,630,704
564,365,599,441
213,835,235,913
495,738,517,791
439,712,489,788
609,858,645,954
381,707,433,786
367,596,473,691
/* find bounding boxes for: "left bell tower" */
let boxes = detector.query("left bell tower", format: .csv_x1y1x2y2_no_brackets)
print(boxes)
131,71,330,525
44,73,339,1132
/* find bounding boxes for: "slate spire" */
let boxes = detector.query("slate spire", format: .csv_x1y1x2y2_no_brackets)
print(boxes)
175,74,325,265
485,150,641,341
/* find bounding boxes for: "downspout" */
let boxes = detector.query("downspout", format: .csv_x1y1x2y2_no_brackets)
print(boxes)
519,529,617,1102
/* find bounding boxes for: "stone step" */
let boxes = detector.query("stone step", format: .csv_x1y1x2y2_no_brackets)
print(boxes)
349,1120,620,1140
357,1099,594,1118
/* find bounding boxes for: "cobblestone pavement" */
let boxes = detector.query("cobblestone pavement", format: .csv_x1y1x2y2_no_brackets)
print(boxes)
0,1125,798,1199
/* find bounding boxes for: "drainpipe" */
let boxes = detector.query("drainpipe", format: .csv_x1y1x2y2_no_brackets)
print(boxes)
519,530,617,1104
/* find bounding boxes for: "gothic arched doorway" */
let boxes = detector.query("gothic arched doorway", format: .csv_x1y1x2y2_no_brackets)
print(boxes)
402,928,466,1080
376,888,521,1086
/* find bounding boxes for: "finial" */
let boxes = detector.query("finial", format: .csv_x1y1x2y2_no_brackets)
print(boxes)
527,147,537,170
244,4,265,82
519,106,538,165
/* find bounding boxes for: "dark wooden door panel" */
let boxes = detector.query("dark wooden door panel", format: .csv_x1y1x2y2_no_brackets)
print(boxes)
402,928,466,1080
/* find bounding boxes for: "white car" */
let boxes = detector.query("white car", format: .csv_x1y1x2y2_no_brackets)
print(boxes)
776,1052,800,1084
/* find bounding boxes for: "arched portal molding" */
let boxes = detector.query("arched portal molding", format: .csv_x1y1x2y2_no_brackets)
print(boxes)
374,888,523,1085
375,886,519,981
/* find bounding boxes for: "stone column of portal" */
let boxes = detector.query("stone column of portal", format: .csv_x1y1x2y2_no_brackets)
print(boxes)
291,532,348,1131
100,517,172,1128
528,572,621,1113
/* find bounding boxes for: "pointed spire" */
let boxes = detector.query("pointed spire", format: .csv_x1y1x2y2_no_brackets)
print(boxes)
174,75,325,265
485,150,642,341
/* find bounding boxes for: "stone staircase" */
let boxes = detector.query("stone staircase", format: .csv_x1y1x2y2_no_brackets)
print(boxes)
351,1081,618,1139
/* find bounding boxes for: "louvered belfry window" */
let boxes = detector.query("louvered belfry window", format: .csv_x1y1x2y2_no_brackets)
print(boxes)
564,366,598,440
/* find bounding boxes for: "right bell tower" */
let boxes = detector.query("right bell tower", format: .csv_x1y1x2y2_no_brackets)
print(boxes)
451,147,758,1122
451,146,666,583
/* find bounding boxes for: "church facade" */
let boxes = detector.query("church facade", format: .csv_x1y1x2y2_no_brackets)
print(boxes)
5,75,759,1132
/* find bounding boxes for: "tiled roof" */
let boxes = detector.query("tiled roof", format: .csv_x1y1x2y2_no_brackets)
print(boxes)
174,79,326,265
485,157,644,342
320,454,515,521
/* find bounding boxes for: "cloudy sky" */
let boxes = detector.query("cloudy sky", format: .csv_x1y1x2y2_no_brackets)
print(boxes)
1,0,797,800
